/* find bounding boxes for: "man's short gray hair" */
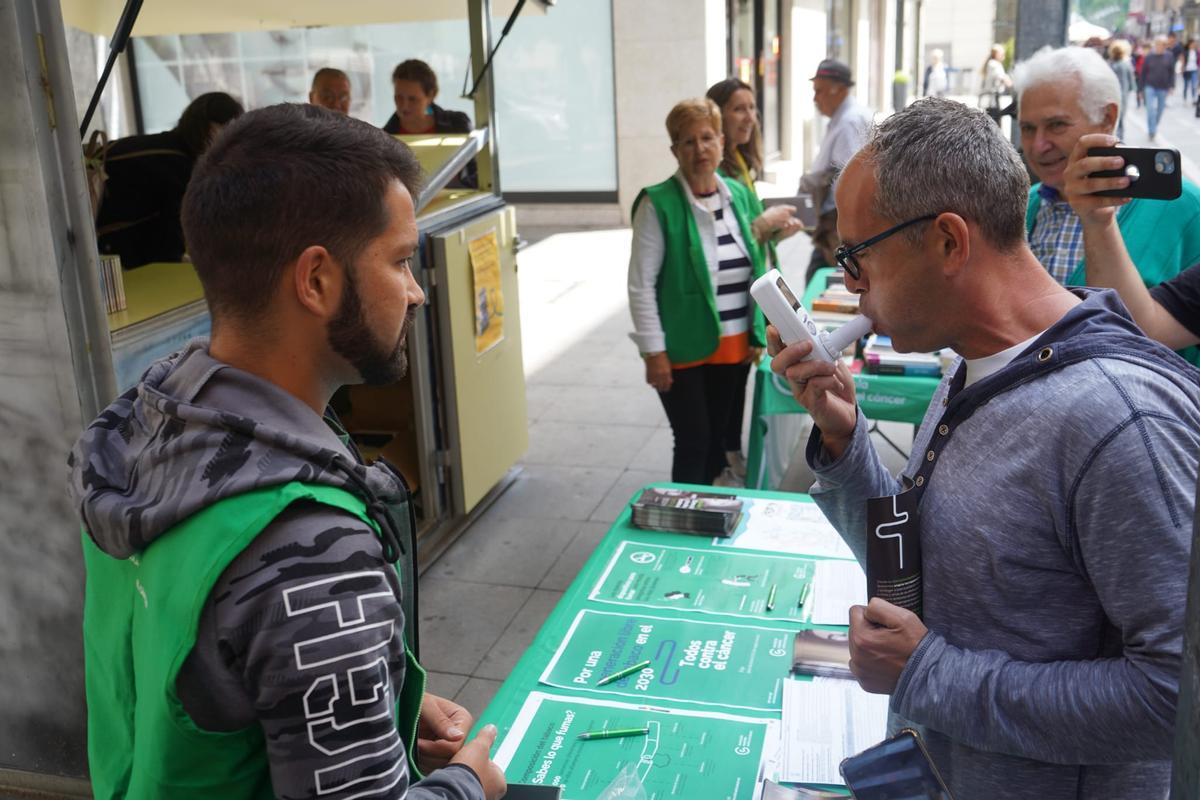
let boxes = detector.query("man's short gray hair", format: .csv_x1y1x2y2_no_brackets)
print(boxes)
859,97,1029,251
1012,46,1120,125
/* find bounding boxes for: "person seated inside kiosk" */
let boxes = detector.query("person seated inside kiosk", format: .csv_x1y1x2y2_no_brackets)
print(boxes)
95,91,243,269
383,60,477,190
383,59,470,135
308,67,352,115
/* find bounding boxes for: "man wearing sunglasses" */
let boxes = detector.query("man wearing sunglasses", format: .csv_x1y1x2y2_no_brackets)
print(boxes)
770,98,1200,799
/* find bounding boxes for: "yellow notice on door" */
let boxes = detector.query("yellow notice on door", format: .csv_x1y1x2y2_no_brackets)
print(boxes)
468,230,505,355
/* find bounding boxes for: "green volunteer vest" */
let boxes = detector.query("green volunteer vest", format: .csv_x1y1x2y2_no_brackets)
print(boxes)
634,175,768,363
81,482,426,799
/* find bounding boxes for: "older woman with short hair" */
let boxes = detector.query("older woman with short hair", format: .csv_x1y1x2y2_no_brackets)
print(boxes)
628,98,769,485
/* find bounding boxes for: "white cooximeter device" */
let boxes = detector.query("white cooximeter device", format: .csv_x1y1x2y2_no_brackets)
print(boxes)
750,269,873,363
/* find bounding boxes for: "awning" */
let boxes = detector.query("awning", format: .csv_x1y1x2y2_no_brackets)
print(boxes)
60,0,540,37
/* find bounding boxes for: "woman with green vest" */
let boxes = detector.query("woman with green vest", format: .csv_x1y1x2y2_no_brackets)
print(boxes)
628,97,777,485
706,78,803,481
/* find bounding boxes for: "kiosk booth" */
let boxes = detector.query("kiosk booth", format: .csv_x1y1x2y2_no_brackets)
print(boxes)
0,0,535,792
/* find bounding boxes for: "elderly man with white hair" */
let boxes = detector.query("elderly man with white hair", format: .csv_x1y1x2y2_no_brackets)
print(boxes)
1014,45,1200,320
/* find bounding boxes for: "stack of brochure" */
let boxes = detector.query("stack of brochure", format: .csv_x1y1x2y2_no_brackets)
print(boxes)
791,629,853,679
810,284,861,316
862,334,944,378
97,254,127,314
630,488,743,536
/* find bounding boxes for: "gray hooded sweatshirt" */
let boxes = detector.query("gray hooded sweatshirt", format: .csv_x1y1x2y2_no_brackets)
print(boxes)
806,289,1200,799
68,339,483,800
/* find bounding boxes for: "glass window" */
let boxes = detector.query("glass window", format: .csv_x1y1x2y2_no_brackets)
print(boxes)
490,0,617,192
129,7,618,196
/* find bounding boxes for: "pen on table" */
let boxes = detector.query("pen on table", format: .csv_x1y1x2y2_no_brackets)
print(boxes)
577,726,650,741
798,582,813,610
766,583,777,611
596,659,652,686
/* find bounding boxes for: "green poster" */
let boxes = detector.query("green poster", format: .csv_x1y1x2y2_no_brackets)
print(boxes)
539,610,794,712
589,541,815,622
493,691,779,800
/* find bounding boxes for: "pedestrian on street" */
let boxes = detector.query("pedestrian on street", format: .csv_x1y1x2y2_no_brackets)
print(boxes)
1142,36,1176,141
1183,38,1198,103
1109,40,1136,140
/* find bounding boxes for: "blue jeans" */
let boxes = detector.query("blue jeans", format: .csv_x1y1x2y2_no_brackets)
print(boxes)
1146,87,1168,137
1186,70,1199,102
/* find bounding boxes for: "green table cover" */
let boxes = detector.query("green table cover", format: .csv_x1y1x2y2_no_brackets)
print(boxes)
471,483,855,799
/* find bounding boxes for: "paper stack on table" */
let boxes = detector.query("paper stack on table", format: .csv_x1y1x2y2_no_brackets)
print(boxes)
807,559,867,626
631,487,744,536
779,677,889,786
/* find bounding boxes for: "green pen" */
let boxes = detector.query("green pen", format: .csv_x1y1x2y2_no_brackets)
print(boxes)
798,582,813,609
766,583,778,611
596,659,652,686
577,726,650,741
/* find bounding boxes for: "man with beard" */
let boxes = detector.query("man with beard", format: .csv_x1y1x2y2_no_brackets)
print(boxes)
68,104,506,800
1013,45,1200,352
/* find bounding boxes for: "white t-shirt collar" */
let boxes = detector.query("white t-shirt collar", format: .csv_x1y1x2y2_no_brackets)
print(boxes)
962,329,1048,388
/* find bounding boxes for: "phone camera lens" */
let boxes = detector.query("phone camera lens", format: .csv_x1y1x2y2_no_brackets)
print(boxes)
1155,152,1176,175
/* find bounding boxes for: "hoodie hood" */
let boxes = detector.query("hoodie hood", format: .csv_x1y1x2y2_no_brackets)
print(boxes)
68,339,408,560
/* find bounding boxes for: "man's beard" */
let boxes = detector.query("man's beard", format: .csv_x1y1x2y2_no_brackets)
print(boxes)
327,264,415,385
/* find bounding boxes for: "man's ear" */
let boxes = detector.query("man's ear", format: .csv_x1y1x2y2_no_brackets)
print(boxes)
1102,102,1120,134
934,212,971,278
292,245,344,319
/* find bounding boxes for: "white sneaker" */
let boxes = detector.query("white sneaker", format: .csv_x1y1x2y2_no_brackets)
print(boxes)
725,450,748,480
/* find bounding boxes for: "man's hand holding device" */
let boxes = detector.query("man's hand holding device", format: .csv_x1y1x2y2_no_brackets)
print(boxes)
1067,133,1182,230
754,269,871,460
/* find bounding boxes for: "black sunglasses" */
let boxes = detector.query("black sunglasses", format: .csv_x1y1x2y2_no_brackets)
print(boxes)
835,214,938,280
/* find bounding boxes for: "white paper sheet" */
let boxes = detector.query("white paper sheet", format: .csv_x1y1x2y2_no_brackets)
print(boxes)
808,559,867,626
779,677,889,785
717,499,856,561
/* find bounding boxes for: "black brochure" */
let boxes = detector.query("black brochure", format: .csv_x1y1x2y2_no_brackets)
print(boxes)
865,486,922,618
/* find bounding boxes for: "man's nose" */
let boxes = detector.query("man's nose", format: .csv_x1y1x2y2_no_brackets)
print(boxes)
844,269,867,294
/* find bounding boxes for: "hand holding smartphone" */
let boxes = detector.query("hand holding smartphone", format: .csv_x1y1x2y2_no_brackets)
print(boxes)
1086,145,1182,200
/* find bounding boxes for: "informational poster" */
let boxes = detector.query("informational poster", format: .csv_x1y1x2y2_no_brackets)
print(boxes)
717,498,855,562
494,692,779,800
589,541,815,622
468,230,505,354
539,610,795,711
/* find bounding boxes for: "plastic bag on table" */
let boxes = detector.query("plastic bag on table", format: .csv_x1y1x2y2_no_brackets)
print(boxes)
595,764,647,800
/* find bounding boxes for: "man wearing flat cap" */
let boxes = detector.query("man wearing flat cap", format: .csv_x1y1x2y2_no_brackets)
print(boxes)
800,59,874,280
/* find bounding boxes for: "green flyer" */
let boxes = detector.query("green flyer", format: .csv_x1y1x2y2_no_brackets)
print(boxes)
493,691,779,800
589,541,815,622
538,610,794,712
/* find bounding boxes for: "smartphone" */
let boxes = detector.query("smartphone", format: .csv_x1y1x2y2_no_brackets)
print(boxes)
762,194,819,229
839,729,954,800
1087,146,1182,200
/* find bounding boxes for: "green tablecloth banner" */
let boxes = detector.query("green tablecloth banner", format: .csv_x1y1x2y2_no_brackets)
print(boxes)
538,609,795,712
473,484,856,798
492,690,779,799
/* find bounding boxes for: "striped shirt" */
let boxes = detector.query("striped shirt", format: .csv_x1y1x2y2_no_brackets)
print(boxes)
1029,187,1085,285
696,190,751,336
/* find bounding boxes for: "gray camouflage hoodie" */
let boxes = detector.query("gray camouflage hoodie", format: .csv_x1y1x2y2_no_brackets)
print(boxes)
68,339,483,800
